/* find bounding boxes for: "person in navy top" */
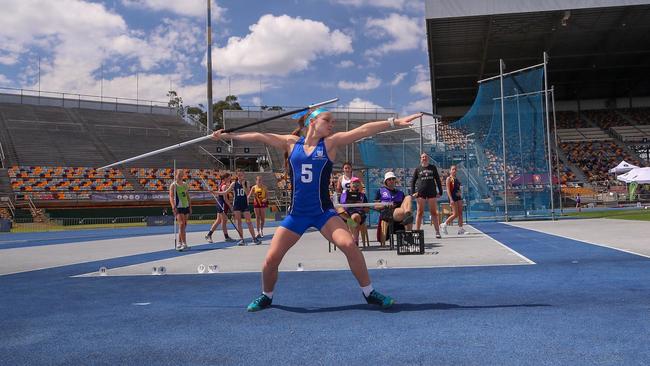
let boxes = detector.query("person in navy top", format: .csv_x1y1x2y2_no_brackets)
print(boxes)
214,171,260,246
212,109,423,311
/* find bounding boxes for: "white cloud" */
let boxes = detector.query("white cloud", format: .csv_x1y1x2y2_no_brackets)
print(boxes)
178,77,270,106
365,14,424,56
0,55,18,65
212,14,353,76
251,96,262,106
390,72,407,86
337,60,355,68
338,75,381,91
340,97,383,110
404,98,433,113
0,0,206,101
409,65,431,97
121,0,226,19
331,0,419,11
0,74,10,85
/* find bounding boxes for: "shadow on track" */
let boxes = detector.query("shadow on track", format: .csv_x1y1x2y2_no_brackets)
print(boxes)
273,302,551,313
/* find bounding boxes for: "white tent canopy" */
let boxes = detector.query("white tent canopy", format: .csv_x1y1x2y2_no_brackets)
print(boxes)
609,160,639,174
617,167,650,184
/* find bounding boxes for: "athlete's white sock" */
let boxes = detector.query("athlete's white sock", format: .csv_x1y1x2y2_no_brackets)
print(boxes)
361,284,374,297
262,291,273,299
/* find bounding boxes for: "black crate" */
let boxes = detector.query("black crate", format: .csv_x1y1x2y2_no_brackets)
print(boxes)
396,230,425,255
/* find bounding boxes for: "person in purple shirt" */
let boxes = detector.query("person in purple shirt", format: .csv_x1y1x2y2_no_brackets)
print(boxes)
338,177,368,246
374,171,414,230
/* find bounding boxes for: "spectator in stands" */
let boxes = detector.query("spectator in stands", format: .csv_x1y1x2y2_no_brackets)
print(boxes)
576,193,582,212
441,165,466,235
336,162,355,198
375,171,414,242
410,153,443,238
211,109,422,311
205,173,234,243
215,171,260,245
248,175,268,239
338,177,369,246
169,169,192,251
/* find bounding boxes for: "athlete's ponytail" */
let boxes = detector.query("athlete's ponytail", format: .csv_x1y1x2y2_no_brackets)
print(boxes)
284,113,308,175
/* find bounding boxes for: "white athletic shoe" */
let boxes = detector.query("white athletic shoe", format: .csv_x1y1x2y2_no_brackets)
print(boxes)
205,234,213,243
457,228,466,235
253,238,262,245
440,223,448,235
237,239,246,246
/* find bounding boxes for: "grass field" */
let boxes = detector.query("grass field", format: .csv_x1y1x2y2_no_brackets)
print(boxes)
566,208,650,221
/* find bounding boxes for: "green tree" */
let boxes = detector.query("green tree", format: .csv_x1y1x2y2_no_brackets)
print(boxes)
167,90,184,117
261,105,284,111
184,95,243,131
212,95,242,129
186,105,206,126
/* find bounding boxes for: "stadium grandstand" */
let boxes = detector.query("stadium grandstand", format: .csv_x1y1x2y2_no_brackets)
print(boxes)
420,0,650,217
0,87,399,228
0,0,649,227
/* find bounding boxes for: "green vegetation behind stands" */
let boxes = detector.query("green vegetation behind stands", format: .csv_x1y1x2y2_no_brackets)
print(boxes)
566,209,650,221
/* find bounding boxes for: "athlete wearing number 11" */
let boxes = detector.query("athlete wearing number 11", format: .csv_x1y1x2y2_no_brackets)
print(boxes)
211,110,423,312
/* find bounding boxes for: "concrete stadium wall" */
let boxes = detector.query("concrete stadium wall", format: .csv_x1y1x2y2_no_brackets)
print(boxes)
426,0,650,19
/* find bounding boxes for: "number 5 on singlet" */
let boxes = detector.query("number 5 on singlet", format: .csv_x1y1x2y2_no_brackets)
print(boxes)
301,164,312,183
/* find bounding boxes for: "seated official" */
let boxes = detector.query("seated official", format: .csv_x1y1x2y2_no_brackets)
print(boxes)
374,172,414,245
338,177,369,246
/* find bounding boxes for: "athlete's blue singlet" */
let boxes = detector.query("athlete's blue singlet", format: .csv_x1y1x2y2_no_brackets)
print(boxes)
288,136,333,215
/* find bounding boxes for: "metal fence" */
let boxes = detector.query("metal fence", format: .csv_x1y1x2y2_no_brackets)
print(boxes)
0,87,175,116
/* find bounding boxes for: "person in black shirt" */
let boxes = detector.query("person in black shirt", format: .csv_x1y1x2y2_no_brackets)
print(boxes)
410,153,443,238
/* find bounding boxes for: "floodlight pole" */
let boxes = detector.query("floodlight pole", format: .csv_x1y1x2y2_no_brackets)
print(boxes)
543,52,555,220
551,86,563,214
500,59,509,221
206,0,214,131
419,115,424,155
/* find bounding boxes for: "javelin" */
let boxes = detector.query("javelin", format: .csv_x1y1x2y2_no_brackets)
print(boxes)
334,202,393,208
98,98,339,170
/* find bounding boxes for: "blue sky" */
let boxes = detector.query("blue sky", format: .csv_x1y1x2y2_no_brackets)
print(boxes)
0,0,432,114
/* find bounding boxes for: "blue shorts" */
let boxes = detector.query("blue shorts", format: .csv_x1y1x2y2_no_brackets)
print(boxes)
233,202,249,212
280,209,340,235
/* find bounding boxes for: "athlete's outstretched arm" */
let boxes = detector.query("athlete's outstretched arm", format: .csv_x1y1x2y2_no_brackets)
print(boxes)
327,113,423,148
215,181,236,195
211,130,296,151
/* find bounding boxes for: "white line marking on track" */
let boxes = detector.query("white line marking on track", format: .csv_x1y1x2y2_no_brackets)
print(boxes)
503,222,650,260
470,224,537,265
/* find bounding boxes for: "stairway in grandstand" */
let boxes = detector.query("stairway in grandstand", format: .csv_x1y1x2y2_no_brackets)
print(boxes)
0,105,19,166
550,141,587,183
0,168,13,197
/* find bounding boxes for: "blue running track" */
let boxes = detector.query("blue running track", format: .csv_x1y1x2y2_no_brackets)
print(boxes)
1,222,649,365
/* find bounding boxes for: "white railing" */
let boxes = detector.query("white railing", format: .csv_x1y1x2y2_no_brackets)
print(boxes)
0,86,175,116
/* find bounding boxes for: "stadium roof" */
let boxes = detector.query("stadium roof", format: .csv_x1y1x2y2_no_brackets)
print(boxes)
425,4,650,110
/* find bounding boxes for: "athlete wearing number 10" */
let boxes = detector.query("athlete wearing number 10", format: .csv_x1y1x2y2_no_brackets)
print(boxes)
211,109,423,312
